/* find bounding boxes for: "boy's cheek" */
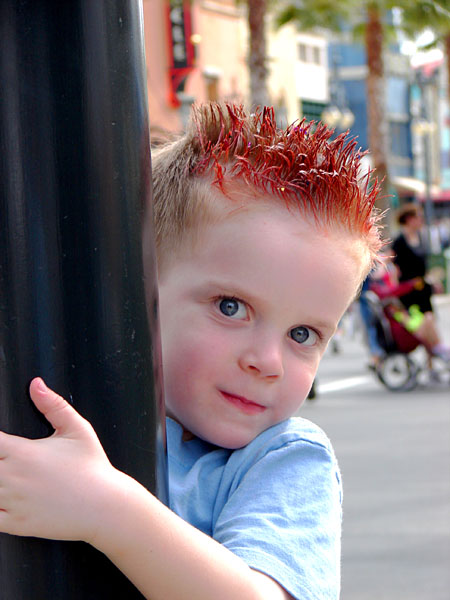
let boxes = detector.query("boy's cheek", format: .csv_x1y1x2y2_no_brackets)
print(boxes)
163,332,218,383
288,361,318,404
164,321,228,364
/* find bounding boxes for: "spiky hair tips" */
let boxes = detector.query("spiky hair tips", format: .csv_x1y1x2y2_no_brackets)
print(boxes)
187,102,382,242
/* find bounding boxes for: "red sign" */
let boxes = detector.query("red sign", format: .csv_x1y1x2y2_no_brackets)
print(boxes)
166,0,195,107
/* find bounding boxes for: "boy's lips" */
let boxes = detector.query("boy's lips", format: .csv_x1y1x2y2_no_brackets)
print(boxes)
219,390,267,415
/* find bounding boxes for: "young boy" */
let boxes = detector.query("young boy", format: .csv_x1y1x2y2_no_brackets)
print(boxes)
0,103,383,600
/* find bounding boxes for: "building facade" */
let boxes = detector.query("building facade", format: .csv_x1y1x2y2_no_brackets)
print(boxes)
142,0,248,135
329,40,414,185
142,1,329,135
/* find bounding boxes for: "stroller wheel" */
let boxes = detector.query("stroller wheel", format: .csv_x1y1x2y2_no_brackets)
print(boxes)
376,353,418,391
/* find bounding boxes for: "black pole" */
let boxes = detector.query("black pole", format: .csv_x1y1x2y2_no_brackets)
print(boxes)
0,1,167,598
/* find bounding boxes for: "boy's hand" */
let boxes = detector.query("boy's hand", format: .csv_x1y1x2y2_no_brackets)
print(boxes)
1,382,295,600
0,378,123,544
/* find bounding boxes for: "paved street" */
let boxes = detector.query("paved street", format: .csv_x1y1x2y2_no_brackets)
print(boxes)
298,296,450,600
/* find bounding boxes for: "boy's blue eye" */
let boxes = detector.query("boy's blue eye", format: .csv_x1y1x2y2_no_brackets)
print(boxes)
218,298,247,319
290,326,317,346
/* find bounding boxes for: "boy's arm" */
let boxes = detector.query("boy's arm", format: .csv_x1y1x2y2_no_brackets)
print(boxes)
97,469,294,600
0,379,293,600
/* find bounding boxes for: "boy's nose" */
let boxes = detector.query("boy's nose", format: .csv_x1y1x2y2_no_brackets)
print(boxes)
238,337,284,380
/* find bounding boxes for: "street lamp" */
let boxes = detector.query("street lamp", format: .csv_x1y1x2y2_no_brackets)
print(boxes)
412,116,435,247
321,51,354,131
322,105,355,129
413,66,439,242
412,119,437,137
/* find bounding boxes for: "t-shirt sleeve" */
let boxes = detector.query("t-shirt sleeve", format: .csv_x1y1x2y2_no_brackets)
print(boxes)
212,436,342,600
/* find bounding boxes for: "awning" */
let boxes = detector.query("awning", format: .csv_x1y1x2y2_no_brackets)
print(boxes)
391,176,449,201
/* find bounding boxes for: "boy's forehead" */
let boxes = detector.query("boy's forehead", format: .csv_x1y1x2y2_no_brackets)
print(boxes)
204,190,367,250
161,193,370,285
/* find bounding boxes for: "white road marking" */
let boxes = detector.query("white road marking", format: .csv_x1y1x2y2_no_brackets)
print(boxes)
318,375,372,394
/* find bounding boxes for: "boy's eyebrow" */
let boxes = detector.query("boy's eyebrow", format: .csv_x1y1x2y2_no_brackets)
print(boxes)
200,279,255,300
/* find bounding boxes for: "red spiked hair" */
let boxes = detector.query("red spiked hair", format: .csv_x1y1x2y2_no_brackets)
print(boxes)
151,102,384,266
192,103,382,237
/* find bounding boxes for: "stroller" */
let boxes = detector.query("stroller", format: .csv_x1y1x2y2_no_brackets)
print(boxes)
362,289,450,391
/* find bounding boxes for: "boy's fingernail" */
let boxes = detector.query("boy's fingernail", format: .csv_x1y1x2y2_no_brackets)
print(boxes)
36,378,48,393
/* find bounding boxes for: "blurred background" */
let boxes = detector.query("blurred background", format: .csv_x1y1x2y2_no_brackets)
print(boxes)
142,0,450,239
141,3,449,598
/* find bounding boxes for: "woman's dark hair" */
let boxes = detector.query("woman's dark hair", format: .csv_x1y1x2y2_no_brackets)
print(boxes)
397,203,422,225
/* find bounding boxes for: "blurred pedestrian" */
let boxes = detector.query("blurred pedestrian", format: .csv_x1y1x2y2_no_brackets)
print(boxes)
358,275,385,369
392,203,434,314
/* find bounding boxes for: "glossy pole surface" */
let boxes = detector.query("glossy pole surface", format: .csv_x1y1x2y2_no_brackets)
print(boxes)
0,1,167,597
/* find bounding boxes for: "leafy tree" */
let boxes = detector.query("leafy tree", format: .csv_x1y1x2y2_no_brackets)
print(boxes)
276,0,353,32
399,0,450,97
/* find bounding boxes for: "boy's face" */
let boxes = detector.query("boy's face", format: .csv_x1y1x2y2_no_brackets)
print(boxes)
158,202,365,449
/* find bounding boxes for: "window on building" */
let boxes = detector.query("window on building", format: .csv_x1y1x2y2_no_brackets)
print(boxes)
389,121,411,158
298,43,307,62
301,100,327,122
387,77,409,114
298,44,323,65
312,46,321,65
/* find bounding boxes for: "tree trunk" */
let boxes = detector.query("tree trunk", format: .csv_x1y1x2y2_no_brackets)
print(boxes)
247,0,270,108
365,4,392,227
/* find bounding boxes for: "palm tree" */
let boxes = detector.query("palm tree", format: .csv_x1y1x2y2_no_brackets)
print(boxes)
246,0,271,108
364,2,390,216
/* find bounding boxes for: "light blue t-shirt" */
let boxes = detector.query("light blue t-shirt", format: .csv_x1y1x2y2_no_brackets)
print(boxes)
167,416,342,600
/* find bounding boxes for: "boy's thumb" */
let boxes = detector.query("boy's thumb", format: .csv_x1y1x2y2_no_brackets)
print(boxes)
29,377,85,436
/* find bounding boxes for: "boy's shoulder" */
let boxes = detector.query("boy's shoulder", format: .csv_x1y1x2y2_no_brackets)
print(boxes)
220,417,340,494
241,416,335,458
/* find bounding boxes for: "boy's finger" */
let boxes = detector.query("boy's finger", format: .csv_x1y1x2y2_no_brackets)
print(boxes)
29,378,85,436
0,431,10,459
